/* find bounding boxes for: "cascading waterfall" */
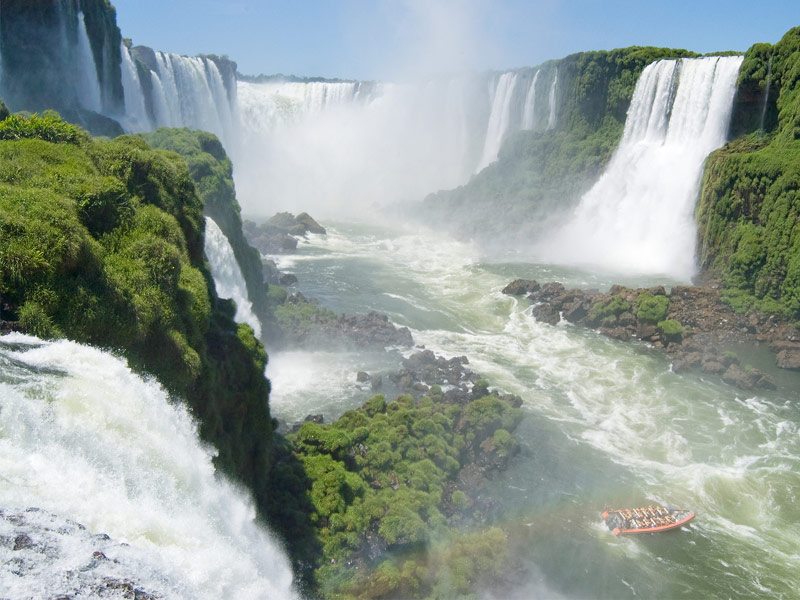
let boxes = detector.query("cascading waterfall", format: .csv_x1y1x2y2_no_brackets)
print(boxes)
521,70,540,130
760,53,773,132
477,72,520,170
0,333,295,599
546,68,558,129
537,55,743,279
119,42,150,131
204,217,262,338
75,11,102,113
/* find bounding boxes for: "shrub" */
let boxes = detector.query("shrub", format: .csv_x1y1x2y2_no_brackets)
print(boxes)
635,292,669,323
658,318,683,341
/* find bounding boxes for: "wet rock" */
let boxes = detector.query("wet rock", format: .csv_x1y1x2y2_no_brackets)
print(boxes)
501,279,540,296
356,371,370,382
278,273,298,285
531,304,560,325
775,345,800,370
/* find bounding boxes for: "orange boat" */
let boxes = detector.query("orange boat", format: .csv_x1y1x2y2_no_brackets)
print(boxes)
602,505,694,536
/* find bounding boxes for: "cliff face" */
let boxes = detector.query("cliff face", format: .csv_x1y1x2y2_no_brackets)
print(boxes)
0,0,123,116
0,114,277,526
139,127,277,339
422,46,698,246
696,27,800,318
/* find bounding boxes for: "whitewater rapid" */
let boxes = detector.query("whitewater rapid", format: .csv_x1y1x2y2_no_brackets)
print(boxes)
0,334,296,599
267,222,800,599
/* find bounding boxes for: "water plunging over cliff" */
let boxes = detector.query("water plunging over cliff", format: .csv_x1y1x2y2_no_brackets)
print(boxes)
477,72,520,170
536,55,743,280
0,334,295,599
204,217,262,338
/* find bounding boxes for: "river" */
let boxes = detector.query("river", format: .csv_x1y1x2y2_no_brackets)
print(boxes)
266,221,800,599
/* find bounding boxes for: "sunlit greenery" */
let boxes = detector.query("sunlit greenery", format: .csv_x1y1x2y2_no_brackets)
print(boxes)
288,387,523,598
696,27,800,319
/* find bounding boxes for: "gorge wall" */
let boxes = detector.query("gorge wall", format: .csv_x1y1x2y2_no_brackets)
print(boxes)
696,27,800,318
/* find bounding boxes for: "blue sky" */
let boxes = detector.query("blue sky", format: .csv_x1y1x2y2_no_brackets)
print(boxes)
112,0,800,80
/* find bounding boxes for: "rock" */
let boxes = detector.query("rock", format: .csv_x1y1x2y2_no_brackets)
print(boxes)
722,364,752,389
278,273,298,285
700,359,726,374
295,212,327,235
356,371,370,382
501,279,540,296
776,346,800,370
531,304,560,325
370,375,383,390
262,259,281,284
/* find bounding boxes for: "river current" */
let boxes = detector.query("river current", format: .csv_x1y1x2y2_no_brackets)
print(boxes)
266,221,800,599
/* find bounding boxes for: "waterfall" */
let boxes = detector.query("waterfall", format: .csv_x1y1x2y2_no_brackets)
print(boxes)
119,43,150,130
0,333,295,599
546,68,558,130
75,11,102,113
476,72,520,171
204,217,262,338
538,55,743,279
231,76,492,218
759,53,773,132
521,70,540,130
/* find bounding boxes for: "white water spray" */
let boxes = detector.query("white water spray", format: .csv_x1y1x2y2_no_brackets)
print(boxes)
204,217,262,338
119,43,151,130
75,12,102,113
0,333,295,599
477,72,520,171
521,70,540,130
538,56,743,279
546,68,558,130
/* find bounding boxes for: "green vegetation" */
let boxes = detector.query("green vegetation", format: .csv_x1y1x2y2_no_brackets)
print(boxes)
139,128,274,333
634,292,670,323
657,319,683,341
696,27,800,319
0,114,279,555
288,389,523,598
424,46,698,243
588,294,631,325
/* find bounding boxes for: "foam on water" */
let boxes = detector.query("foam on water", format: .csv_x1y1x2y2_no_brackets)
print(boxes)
0,334,296,599
281,222,800,598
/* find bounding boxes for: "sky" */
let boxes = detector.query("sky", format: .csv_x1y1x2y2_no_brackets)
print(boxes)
112,0,800,80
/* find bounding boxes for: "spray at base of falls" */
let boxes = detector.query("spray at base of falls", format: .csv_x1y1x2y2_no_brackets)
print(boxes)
535,55,743,280
0,333,296,599
204,216,262,339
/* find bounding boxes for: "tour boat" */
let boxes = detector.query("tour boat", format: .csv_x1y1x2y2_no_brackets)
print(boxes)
602,505,694,536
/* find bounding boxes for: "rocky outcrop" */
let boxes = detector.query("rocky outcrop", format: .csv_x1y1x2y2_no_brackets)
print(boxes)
243,212,327,255
503,279,794,391
276,291,413,350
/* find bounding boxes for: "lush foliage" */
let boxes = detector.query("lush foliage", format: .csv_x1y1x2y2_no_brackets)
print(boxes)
696,27,800,318
288,388,523,598
140,128,274,332
634,292,670,323
0,117,277,539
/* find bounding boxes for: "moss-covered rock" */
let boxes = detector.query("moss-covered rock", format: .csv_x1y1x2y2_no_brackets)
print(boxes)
288,382,523,597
